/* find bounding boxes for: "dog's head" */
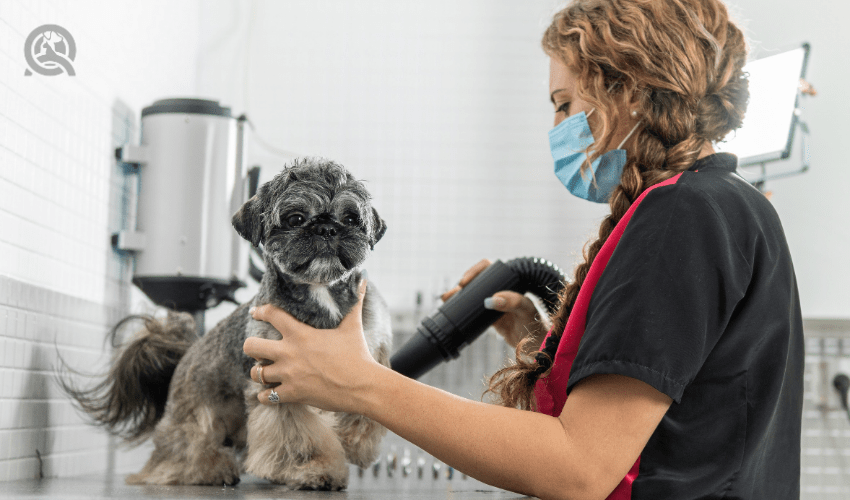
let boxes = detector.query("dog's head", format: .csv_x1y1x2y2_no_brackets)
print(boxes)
232,157,387,284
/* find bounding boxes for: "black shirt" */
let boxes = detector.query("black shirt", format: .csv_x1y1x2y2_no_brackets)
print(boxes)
536,153,803,499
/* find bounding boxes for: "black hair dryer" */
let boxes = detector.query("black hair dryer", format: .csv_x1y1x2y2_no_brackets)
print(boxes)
390,257,567,380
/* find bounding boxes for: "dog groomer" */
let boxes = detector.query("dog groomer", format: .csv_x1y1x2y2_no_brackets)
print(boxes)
244,0,804,498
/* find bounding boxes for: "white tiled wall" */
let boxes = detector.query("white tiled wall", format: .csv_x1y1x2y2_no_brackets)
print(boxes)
801,320,850,497
0,0,200,481
196,0,608,327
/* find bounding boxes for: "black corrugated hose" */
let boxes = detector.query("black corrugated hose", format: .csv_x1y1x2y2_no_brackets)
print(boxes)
391,257,567,380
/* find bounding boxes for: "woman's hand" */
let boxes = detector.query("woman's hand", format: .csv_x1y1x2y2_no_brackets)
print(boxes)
441,259,549,349
243,278,381,414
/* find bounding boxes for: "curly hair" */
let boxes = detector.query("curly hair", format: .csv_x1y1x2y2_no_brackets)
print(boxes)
487,0,749,410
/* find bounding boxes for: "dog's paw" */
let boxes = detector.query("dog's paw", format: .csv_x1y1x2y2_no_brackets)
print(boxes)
205,465,241,487
124,472,148,485
126,447,241,486
247,449,349,490
294,453,349,491
295,468,348,491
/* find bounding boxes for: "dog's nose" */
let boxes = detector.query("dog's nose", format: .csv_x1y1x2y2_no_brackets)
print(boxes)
311,223,337,237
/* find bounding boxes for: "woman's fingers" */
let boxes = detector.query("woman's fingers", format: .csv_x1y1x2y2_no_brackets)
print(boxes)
440,285,461,302
441,258,493,302
245,277,370,405
256,384,286,405
250,363,277,385
250,303,306,332
483,292,545,349
249,277,366,334
459,258,492,286
243,336,281,361
483,291,534,313
338,278,368,330
243,302,319,362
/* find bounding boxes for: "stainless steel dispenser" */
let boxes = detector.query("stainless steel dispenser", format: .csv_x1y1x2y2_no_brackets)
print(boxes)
114,98,252,333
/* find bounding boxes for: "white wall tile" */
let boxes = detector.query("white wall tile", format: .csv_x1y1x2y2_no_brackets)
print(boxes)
0,0,201,482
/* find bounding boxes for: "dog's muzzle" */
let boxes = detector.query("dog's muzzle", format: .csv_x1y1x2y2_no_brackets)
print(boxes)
310,222,339,238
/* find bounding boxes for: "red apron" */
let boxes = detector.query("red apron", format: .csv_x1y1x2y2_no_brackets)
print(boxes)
533,174,683,499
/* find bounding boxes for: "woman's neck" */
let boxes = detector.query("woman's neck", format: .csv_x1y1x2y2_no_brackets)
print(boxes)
697,141,716,160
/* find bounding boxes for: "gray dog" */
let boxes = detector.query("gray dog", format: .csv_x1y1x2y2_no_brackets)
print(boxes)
61,158,392,490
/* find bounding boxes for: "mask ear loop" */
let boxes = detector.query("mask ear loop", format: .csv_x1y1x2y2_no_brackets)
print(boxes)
587,119,643,191
585,110,641,187
617,119,643,150
580,108,598,180
576,108,598,183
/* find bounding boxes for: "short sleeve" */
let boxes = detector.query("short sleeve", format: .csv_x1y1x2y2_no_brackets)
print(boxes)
565,181,752,403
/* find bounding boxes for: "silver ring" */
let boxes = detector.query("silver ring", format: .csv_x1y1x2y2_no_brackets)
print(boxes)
257,365,265,385
268,389,280,403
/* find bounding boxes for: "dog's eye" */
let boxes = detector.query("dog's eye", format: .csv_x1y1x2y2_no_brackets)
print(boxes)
287,214,306,227
342,214,360,226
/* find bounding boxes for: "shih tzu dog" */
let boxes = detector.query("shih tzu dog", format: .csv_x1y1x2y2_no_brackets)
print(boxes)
61,157,392,490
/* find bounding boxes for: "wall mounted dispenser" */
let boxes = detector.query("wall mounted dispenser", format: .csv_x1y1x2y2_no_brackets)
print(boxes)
114,98,252,334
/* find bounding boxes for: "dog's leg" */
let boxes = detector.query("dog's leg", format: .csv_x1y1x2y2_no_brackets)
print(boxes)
244,397,348,490
126,400,244,486
334,343,390,468
334,411,387,468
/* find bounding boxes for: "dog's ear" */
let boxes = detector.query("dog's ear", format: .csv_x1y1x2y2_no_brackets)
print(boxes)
232,189,266,247
369,207,387,250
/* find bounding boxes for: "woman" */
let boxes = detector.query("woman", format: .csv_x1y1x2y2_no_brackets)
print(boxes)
244,0,804,498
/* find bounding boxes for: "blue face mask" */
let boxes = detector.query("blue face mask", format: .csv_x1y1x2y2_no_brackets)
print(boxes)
549,109,640,204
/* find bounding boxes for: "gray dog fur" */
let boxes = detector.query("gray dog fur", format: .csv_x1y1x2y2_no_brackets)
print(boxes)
62,158,392,490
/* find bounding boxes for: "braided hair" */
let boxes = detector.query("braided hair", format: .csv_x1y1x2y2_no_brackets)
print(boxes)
486,0,749,410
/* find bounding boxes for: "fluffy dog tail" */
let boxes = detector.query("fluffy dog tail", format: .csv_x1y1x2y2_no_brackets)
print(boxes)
58,310,198,443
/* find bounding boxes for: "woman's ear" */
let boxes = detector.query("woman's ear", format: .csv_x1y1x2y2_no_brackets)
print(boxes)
624,85,643,119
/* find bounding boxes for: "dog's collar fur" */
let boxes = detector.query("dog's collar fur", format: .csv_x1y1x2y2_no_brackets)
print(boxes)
255,256,362,330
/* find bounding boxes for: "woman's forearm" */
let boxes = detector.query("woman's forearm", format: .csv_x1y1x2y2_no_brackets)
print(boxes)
245,294,667,499
354,364,591,500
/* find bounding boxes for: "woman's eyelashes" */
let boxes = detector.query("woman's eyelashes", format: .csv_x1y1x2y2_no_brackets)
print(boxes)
556,101,570,115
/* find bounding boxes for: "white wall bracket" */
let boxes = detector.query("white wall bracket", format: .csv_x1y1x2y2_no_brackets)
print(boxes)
115,144,149,165
111,230,146,252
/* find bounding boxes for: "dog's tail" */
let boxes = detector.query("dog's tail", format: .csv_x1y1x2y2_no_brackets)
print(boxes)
58,310,199,444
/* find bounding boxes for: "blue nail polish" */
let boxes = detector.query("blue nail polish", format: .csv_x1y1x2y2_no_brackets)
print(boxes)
483,298,496,310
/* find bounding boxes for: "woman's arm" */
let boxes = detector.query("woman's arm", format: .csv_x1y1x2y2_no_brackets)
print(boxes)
244,280,672,500
355,366,671,500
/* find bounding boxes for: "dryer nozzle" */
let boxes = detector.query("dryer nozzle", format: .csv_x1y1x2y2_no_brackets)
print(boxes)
390,258,566,380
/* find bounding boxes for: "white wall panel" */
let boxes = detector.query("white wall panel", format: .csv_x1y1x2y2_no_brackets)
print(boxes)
0,0,198,481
